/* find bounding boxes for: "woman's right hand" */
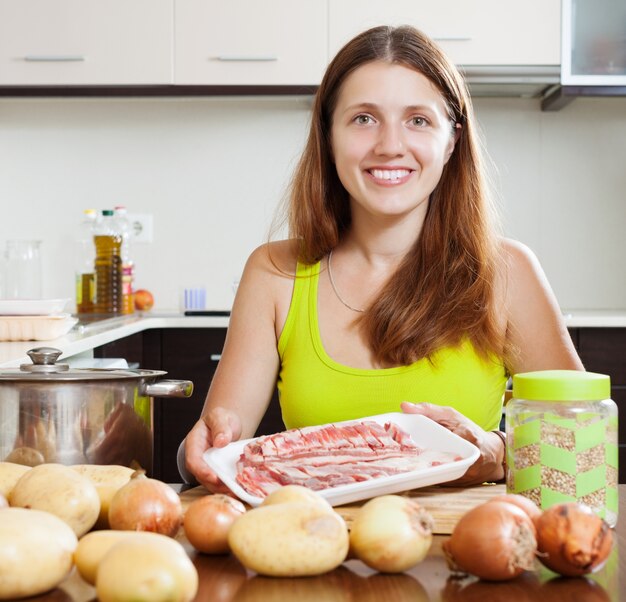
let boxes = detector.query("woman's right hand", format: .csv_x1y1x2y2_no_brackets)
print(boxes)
184,407,243,493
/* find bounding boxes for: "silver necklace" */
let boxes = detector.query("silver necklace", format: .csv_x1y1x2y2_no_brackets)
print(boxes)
327,249,365,313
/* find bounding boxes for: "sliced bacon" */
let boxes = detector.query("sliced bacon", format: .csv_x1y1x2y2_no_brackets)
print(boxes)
235,419,460,498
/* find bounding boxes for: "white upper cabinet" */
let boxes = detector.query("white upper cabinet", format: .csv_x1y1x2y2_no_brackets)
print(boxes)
174,0,327,85
329,0,561,66
0,0,173,85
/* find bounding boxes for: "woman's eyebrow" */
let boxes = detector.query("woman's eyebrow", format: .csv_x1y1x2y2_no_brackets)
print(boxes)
341,102,440,115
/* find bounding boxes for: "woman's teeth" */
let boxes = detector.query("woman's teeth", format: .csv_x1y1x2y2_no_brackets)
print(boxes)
369,169,411,181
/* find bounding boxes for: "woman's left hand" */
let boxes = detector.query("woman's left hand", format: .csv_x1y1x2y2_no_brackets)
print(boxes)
400,401,505,486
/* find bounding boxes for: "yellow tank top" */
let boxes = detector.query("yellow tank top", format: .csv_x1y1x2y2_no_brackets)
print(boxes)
277,261,507,431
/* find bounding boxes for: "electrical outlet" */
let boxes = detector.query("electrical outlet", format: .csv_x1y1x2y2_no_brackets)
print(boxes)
127,213,153,243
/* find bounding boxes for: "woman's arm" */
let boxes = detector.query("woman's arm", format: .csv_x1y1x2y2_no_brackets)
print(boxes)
184,243,294,489
502,239,583,374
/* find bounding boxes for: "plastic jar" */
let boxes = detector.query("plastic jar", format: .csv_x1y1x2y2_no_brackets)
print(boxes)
506,370,618,527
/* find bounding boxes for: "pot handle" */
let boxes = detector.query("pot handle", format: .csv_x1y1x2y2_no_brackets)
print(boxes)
142,380,194,398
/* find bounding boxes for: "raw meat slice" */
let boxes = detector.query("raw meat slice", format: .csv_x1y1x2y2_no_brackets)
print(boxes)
235,419,460,497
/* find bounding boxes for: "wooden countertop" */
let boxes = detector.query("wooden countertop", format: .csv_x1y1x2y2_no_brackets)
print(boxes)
31,484,625,602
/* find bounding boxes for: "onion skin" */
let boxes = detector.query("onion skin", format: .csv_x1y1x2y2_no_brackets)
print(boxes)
184,494,246,554
108,473,183,537
490,494,542,523
443,501,537,581
535,502,613,577
349,495,433,573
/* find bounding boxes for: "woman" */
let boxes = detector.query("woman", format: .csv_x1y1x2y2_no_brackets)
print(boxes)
182,25,583,490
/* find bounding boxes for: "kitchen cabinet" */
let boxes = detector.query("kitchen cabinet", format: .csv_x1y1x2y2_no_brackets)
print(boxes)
174,0,328,85
329,0,561,67
0,0,173,85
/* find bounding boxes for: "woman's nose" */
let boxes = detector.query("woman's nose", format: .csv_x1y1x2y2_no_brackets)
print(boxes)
374,122,406,156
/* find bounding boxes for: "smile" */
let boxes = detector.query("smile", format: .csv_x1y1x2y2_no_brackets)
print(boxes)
367,168,413,183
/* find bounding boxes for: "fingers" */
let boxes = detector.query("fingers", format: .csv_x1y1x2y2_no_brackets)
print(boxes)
184,415,235,491
401,401,456,420
205,408,237,448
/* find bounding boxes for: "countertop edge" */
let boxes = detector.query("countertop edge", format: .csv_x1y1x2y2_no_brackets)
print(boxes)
2,311,626,368
0,314,230,368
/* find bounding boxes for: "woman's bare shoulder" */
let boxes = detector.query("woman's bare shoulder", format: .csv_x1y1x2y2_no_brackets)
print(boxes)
245,239,300,277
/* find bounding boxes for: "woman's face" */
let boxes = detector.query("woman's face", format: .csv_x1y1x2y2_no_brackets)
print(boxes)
330,60,457,221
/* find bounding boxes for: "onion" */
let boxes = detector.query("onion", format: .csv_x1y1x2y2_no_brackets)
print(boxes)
183,494,246,554
490,494,542,523
0,494,7,509
349,495,433,573
534,502,613,577
443,500,537,581
108,471,183,537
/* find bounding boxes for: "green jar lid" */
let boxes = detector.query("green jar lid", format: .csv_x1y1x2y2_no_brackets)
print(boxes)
512,370,611,401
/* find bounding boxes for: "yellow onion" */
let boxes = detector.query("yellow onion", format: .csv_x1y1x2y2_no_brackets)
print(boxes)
443,500,537,581
535,502,613,576
349,495,433,573
108,472,182,537
184,494,246,554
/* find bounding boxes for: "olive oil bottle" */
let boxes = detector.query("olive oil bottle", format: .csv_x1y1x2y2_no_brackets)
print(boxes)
75,209,97,314
94,210,123,314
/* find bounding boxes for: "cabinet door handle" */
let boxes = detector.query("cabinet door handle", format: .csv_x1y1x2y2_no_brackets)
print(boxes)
216,55,278,62
432,36,472,42
210,354,222,362
24,55,86,62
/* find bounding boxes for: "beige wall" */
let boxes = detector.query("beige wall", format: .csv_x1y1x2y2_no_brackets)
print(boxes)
0,95,625,311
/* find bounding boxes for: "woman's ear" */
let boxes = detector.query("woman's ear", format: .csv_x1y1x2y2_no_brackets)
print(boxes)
444,122,462,163
453,122,462,143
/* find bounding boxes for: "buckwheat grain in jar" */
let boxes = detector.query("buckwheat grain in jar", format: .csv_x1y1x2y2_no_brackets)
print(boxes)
506,370,618,527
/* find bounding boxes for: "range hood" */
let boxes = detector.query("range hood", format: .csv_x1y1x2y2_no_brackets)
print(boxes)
460,65,560,99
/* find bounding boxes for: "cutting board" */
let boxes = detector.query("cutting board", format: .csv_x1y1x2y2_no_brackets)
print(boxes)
180,483,506,535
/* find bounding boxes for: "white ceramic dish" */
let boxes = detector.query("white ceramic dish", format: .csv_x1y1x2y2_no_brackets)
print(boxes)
203,412,480,507
0,314,78,341
0,298,70,316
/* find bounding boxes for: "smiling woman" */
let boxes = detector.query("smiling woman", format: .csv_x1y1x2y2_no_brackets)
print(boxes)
181,25,583,492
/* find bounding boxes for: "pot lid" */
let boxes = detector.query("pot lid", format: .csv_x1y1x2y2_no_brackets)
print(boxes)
0,347,166,381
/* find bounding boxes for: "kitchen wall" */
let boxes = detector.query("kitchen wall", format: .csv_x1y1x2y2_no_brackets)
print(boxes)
0,95,625,311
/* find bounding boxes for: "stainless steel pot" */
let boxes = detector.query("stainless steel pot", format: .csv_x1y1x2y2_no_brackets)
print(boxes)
0,347,193,476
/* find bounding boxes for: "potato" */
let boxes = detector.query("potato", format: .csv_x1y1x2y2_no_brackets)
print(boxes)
228,501,349,577
4,446,45,467
75,530,186,586
261,485,333,510
96,536,198,602
0,507,78,600
9,463,100,537
0,462,31,498
71,464,134,529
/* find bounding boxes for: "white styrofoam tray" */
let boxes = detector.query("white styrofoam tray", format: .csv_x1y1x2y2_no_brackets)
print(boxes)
203,412,480,507
0,314,78,341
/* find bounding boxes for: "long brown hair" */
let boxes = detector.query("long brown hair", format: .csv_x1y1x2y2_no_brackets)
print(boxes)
287,25,505,366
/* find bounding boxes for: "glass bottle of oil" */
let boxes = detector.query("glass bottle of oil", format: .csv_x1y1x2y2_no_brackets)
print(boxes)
94,209,123,314
75,209,97,314
113,205,135,314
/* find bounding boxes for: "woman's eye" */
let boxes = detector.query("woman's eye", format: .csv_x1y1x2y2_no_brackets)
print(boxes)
354,114,373,125
411,116,428,127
